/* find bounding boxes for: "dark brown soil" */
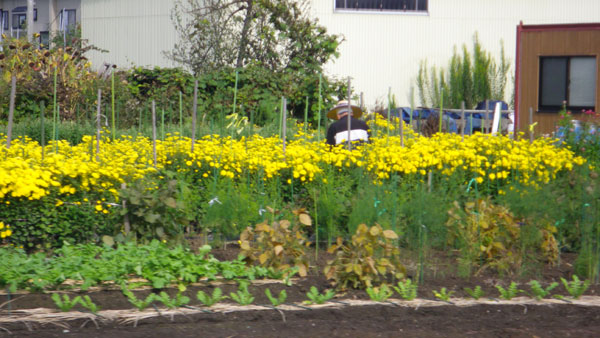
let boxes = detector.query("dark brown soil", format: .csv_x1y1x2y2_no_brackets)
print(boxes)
2,245,600,337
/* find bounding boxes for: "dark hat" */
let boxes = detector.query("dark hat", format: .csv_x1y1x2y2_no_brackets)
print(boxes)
326,100,363,120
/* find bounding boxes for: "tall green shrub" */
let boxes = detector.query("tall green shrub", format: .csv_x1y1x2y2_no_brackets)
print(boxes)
416,34,510,109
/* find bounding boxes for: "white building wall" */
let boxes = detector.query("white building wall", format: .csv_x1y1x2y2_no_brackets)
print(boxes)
81,0,178,69
80,0,600,108
310,0,600,108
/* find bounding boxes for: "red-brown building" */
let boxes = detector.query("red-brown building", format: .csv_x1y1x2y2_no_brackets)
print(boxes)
515,22,600,135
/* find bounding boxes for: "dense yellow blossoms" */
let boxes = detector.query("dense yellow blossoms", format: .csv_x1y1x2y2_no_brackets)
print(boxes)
0,130,585,202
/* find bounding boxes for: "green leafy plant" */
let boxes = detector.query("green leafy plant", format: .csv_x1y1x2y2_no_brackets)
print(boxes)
51,293,82,312
79,295,100,313
197,288,228,307
230,282,255,305
240,207,311,277
324,224,405,289
366,284,394,302
155,290,190,309
118,173,191,243
264,288,287,307
464,286,485,300
561,275,590,299
528,280,558,300
433,288,455,302
121,284,158,311
393,279,418,301
495,282,523,300
304,286,336,305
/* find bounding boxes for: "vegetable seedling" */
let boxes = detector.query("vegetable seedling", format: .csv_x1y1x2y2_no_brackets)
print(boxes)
197,288,228,307
265,288,287,307
496,282,523,300
561,275,590,299
394,279,418,300
366,284,394,302
304,286,335,305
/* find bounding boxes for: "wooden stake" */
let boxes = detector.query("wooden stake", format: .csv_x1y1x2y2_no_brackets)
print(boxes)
96,89,102,162
191,79,198,152
347,77,352,151
6,75,16,148
152,100,157,167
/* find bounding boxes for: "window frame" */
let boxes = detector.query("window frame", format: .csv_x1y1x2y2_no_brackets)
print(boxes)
59,9,77,31
12,12,26,29
538,55,597,112
333,0,429,15
1,10,9,31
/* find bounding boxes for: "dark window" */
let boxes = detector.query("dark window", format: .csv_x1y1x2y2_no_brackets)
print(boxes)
12,13,26,29
539,56,597,111
39,31,49,48
335,0,428,12
59,9,77,31
1,10,8,30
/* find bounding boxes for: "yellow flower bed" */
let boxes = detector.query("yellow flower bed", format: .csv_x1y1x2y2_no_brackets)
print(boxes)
0,129,585,202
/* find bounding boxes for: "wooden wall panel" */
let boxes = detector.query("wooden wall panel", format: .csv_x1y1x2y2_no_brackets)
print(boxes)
518,28,600,136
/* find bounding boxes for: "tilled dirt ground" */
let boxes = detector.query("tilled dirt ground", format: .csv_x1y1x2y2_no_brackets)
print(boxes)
2,248,600,337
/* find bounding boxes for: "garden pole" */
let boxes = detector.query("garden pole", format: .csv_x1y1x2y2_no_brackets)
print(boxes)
179,91,183,139
6,75,16,148
55,104,59,152
40,101,45,162
529,107,534,144
111,70,116,141
347,77,352,151
304,96,309,135
138,107,143,134
438,89,444,134
461,101,465,141
318,74,322,142
282,97,287,160
400,108,404,147
279,97,284,139
233,69,239,115
191,79,198,152
152,100,157,167
161,108,165,141
96,89,102,162
470,113,473,135
387,87,391,145
484,99,489,134
52,66,57,151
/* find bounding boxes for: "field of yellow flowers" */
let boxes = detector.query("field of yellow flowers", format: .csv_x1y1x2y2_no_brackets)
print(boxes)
0,119,587,248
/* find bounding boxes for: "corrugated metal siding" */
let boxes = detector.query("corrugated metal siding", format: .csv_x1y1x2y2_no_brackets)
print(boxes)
309,0,600,108
82,0,178,69
81,0,600,108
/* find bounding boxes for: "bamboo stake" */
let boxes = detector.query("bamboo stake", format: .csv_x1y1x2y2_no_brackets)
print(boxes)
179,91,183,139
387,87,391,145
484,99,489,134
40,101,45,162
161,108,165,141
304,96,309,135
233,69,239,115
461,101,465,141
346,77,352,151
317,74,322,142
6,75,16,148
282,97,287,160
529,107,534,144
52,66,57,151
111,70,116,141
191,79,198,152
96,89,102,162
438,89,443,134
152,100,157,167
